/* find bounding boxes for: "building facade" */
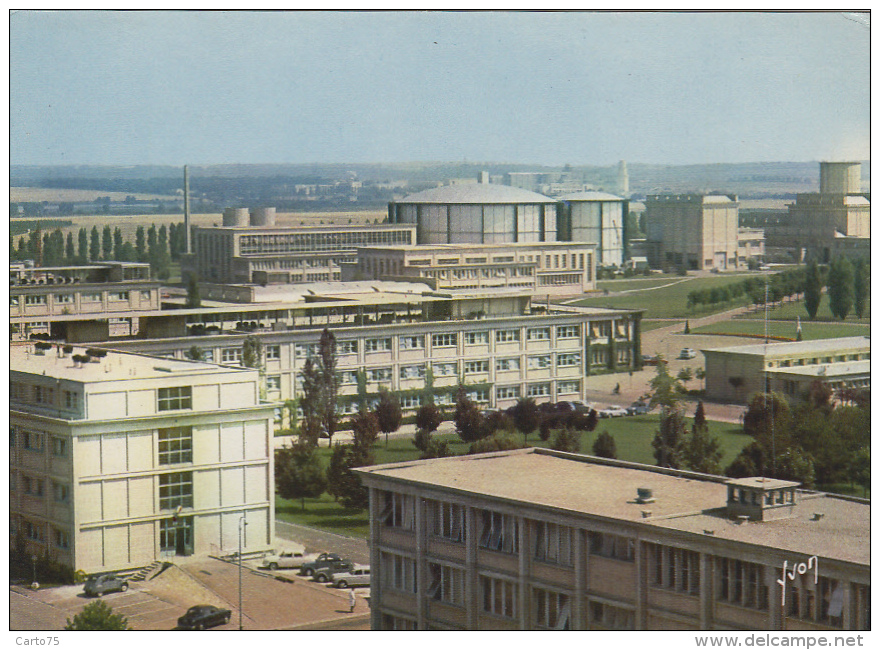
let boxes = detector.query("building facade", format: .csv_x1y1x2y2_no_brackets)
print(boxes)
10,345,276,574
10,262,161,342
355,449,870,631
182,222,417,284
644,194,742,271
346,242,597,295
703,336,871,404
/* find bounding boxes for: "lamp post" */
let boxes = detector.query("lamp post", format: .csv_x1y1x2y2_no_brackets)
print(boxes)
238,514,247,630
31,554,38,589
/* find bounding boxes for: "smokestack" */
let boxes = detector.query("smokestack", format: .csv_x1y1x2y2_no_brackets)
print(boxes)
184,165,191,254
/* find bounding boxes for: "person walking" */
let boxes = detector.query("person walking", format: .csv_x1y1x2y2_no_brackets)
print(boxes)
349,588,356,613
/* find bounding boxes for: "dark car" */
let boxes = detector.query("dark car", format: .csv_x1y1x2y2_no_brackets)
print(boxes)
299,553,351,577
312,559,355,583
83,573,128,597
177,605,232,630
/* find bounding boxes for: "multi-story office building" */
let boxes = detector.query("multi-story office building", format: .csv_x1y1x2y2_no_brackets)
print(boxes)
644,194,742,271
181,218,416,284
355,448,870,631
10,345,276,574
346,242,597,295
703,336,871,404
103,282,642,416
10,261,160,342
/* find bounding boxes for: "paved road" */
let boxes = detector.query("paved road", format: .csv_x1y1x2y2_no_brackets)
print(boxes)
275,520,370,564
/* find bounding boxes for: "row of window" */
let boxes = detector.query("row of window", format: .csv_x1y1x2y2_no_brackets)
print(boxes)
11,290,149,305
13,518,71,549
10,428,67,456
10,384,80,410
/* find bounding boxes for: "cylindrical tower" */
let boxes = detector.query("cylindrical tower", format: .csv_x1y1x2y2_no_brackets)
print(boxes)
820,162,861,194
250,207,277,226
223,208,249,227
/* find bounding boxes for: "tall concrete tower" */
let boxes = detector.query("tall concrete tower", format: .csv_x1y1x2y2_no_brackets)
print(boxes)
617,160,630,198
819,162,861,194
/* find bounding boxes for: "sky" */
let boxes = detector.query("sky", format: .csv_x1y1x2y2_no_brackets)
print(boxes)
9,10,871,167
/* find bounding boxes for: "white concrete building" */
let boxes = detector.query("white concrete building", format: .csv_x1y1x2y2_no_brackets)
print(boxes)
557,191,627,267
10,345,276,574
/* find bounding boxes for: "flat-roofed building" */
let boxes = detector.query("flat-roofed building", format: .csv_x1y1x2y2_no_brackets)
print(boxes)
557,190,627,267
355,448,869,631
181,223,417,284
10,262,160,342
10,345,276,574
347,242,597,295
645,194,741,271
703,336,871,404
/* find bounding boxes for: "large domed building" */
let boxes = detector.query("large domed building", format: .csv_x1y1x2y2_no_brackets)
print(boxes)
389,179,558,245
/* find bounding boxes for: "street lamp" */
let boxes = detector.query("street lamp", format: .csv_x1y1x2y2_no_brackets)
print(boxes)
238,514,247,630
31,554,38,589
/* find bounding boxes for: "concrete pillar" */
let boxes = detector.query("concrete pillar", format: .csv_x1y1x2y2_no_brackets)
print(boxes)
518,516,528,630
573,528,586,630
465,506,478,629
368,487,382,631
699,553,711,629
415,496,427,630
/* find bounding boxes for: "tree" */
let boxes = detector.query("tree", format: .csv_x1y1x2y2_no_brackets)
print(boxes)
113,227,124,260
742,392,792,467
804,261,822,320
648,360,684,410
186,273,201,308
468,431,526,455
454,386,488,443
652,404,686,469
325,444,373,510
77,227,88,264
89,226,100,263
135,226,146,262
550,426,580,453
65,232,75,263
585,408,599,432
420,437,453,460
414,403,442,436
827,256,854,320
300,329,339,446
275,442,327,509
849,446,870,497
64,600,131,631
242,335,262,370
676,367,694,390
510,397,539,443
695,367,706,390
681,401,723,474
351,408,380,449
101,225,113,260
374,386,402,446
853,258,869,319
592,431,617,459
186,345,203,361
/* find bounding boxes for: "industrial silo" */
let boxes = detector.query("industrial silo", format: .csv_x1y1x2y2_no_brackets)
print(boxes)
250,207,277,226
222,208,249,227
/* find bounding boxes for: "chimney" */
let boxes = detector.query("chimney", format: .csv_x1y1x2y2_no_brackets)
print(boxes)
635,487,655,504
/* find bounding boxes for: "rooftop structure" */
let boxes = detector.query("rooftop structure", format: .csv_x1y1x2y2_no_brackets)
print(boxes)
557,190,627,267
355,448,869,630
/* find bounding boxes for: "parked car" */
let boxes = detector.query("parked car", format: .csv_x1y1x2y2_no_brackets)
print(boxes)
331,565,372,589
260,544,320,571
678,348,697,360
641,354,660,366
626,401,651,415
568,400,593,413
83,573,128,597
312,559,355,583
177,605,232,630
300,553,351,577
598,405,628,418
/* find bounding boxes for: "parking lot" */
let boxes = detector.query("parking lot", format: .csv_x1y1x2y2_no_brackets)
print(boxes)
10,555,370,631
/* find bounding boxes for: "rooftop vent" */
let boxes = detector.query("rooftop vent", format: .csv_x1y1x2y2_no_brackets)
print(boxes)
641,510,652,519
737,515,750,525
812,513,824,521
635,487,655,504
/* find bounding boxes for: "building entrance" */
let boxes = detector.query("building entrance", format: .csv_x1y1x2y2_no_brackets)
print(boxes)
160,516,194,557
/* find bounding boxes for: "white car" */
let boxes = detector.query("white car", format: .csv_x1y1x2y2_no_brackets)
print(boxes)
678,348,697,359
599,405,628,418
331,565,371,589
260,544,320,571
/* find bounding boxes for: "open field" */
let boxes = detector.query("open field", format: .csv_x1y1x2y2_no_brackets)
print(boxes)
10,209,387,243
573,273,760,319
737,297,870,322
275,416,751,538
692,319,871,341
10,186,180,202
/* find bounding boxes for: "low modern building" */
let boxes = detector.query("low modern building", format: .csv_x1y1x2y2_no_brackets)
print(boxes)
10,261,161,342
355,448,870,631
80,281,641,416
644,194,742,271
10,345,276,574
345,242,597,295
181,217,416,284
703,336,871,404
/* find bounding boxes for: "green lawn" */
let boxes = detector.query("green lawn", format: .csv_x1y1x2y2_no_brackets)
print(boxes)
596,277,681,292
736,297,870,323
692,319,870,341
276,416,753,538
574,274,760,319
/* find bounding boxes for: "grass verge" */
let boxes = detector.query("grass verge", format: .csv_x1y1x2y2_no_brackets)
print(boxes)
692,319,870,341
